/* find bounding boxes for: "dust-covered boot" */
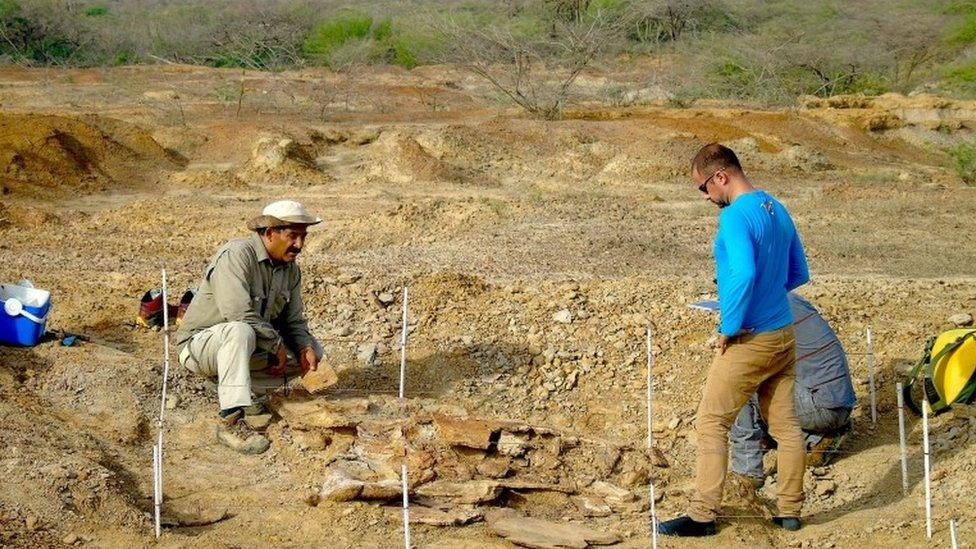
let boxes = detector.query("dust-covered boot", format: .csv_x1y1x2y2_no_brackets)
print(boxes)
214,407,269,455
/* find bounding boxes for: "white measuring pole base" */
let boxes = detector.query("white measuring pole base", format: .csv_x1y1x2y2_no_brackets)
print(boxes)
153,443,161,538
950,519,958,549
896,382,909,494
401,464,411,548
650,481,658,549
922,399,932,539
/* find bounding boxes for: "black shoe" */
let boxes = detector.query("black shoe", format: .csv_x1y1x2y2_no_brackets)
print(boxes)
657,515,717,537
773,516,802,531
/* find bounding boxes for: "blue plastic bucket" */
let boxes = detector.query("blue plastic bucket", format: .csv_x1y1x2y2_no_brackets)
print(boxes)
0,282,51,346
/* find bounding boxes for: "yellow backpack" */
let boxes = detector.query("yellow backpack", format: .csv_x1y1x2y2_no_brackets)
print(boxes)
903,328,976,416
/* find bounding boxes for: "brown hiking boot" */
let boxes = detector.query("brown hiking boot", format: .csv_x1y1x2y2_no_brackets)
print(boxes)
219,408,244,428
807,433,847,467
213,412,270,455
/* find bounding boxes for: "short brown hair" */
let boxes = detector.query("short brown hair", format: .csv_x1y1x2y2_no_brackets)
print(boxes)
691,143,742,176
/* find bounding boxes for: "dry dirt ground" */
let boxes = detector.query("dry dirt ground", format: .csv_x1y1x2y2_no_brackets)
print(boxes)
0,65,975,548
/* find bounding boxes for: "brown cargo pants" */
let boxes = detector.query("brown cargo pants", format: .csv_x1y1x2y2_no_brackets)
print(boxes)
688,325,805,522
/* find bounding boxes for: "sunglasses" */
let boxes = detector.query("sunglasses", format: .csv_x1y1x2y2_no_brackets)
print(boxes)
698,168,724,193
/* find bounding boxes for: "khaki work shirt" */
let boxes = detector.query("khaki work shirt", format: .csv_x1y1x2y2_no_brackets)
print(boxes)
175,233,317,355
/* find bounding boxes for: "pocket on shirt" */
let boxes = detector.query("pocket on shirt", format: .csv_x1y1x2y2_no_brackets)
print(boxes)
252,292,267,317
268,292,289,320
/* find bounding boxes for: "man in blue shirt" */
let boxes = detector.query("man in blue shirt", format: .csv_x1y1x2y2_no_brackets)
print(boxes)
731,292,857,481
659,143,810,536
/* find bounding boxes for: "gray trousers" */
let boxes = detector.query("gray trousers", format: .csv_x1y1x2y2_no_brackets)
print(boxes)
730,388,852,478
178,321,322,411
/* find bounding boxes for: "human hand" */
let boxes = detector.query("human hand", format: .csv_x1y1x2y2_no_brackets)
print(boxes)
716,334,730,355
300,346,319,376
267,343,288,376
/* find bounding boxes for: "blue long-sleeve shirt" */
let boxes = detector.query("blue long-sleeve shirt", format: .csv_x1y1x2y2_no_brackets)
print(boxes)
714,190,809,336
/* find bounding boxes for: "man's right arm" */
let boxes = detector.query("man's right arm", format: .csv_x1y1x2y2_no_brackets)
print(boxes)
786,228,810,291
718,210,757,337
209,249,281,353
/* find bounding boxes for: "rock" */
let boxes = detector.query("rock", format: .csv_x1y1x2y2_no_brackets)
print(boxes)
409,506,483,526
564,370,579,390
618,468,649,488
486,508,619,548
270,395,369,429
497,479,577,494
338,273,362,285
302,364,339,393
243,413,273,431
497,431,529,457
949,313,973,327
294,431,327,451
249,137,314,171
166,395,180,410
476,457,511,479
667,417,681,430
319,468,364,502
415,480,503,504
572,494,612,517
25,516,38,531
433,414,500,449
62,533,79,545
647,446,669,468
376,292,395,306
552,309,573,324
357,343,380,366
588,481,635,507
161,505,230,526
359,479,402,500
815,479,837,497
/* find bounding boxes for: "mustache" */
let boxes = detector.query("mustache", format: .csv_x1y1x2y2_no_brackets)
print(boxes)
286,247,302,255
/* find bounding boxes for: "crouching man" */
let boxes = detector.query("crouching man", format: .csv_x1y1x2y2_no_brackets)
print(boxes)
730,292,856,484
175,200,323,454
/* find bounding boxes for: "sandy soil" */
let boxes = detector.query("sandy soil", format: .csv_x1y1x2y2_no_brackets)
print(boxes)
0,65,975,548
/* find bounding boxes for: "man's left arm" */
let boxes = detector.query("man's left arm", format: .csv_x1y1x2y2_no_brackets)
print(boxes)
279,269,321,372
786,228,810,291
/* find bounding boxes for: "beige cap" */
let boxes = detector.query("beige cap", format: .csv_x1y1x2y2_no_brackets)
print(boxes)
247,200,322,230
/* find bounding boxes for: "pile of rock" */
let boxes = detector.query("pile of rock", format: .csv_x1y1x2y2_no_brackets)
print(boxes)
270,392,668,543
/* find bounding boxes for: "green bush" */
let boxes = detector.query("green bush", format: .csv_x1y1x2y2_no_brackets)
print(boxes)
373,18,393,42
947,1,976,44
0,1,80,65
303,10,373,63
379,27,445,69
84,6,108,17
944,57,976,94
946,139,976,186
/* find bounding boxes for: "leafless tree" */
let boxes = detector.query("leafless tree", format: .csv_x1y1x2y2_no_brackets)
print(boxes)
436,5,634,119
